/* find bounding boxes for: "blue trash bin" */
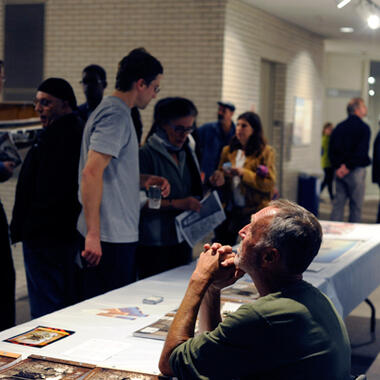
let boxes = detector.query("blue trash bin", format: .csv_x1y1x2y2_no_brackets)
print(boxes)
297,173,320,217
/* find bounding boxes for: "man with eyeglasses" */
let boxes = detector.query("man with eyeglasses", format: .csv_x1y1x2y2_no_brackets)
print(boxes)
77,48,170,299
77,64,107,122
11,78,84,318
138,97,203,279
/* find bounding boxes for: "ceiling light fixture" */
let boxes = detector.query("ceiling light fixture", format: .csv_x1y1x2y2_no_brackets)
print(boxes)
368,13,380,29
337,0,352,8
363,0,380,29
340,26,354,32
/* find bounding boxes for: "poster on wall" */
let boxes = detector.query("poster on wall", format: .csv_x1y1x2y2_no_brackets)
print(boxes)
293,97,313,146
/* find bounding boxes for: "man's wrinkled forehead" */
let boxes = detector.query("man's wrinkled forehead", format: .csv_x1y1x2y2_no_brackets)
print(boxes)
247,207,278,236
250,206,278,225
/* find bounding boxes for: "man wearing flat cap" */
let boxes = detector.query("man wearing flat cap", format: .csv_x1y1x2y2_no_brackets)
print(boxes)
11,77,84,318
198,101,236,180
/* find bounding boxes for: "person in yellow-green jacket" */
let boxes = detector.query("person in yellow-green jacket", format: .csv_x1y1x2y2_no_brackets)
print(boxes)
320,122,334,201
209,111,276,245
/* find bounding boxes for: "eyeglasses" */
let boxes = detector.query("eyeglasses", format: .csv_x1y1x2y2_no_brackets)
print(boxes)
170,123,195,134
143,80,160,94
33,98,53,107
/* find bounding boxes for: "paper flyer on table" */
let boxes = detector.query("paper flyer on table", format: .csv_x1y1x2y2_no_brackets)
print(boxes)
63,339,131,362
175,191,225,247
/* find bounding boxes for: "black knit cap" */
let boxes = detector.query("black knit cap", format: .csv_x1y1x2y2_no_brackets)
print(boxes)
37,77,77,110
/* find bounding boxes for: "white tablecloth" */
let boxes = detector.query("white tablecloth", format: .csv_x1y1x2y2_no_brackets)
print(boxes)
0,220,379,373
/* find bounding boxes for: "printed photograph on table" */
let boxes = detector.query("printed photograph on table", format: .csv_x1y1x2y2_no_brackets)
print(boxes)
84,367,168,379
0,355,94,379
221,280,259,303
133,313,174,341
314,239,361,263
0,352,21,370
4,326,74,348
97,307,148,320
133,309,190,341
320,221,355,236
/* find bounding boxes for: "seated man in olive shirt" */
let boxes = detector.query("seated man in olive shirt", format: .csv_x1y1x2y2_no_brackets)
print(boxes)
159,199,351,380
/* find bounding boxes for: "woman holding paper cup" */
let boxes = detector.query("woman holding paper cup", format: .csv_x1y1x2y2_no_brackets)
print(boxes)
137,97,203,279
209,111,276,245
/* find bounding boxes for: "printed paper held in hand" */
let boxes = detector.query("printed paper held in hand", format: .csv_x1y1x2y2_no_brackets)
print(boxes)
175,190,225,247
0,132,22,167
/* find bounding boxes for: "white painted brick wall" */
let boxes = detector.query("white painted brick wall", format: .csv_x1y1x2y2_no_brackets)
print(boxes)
0,0,325,219
224,0,324,200
43,0,227,131
0,0,228,222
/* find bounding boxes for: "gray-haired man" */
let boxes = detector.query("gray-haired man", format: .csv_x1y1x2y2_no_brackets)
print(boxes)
160,200,350,380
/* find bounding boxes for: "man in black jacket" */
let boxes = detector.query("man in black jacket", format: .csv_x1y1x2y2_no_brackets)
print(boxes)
0,59,16,331
11,78,84,318
372,121,380,222
329,97,371,222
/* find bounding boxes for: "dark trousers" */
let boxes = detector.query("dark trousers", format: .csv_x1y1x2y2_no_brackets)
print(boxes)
0,201,15,331
330,167,366,223
320,167,334,200
80,238,137,300
137,242,192,280
23,239,81,319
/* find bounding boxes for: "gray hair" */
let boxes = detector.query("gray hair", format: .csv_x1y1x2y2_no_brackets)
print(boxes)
259,199,322,274
346,97,364,116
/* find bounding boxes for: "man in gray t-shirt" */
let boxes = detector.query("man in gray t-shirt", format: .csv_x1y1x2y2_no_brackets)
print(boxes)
78,48,169,299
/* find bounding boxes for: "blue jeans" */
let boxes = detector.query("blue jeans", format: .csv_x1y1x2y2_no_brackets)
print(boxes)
330,167,366,223
23,239,80,319
80,237,137,300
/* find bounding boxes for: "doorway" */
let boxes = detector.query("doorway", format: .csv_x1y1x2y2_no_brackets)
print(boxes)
260,59,275,145
260,59,286,195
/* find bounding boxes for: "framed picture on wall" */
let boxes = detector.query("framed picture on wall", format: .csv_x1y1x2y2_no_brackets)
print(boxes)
293,97,312,146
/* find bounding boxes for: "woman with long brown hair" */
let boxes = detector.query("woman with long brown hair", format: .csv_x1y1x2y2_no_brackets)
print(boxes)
210,111,276,245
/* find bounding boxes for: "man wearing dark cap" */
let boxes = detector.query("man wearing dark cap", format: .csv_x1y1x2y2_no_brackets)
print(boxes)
197,101,236,180
11,77,84,318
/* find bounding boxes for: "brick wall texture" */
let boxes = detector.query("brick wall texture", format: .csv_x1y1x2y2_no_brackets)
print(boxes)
0,0,324,221
223,0,324,199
